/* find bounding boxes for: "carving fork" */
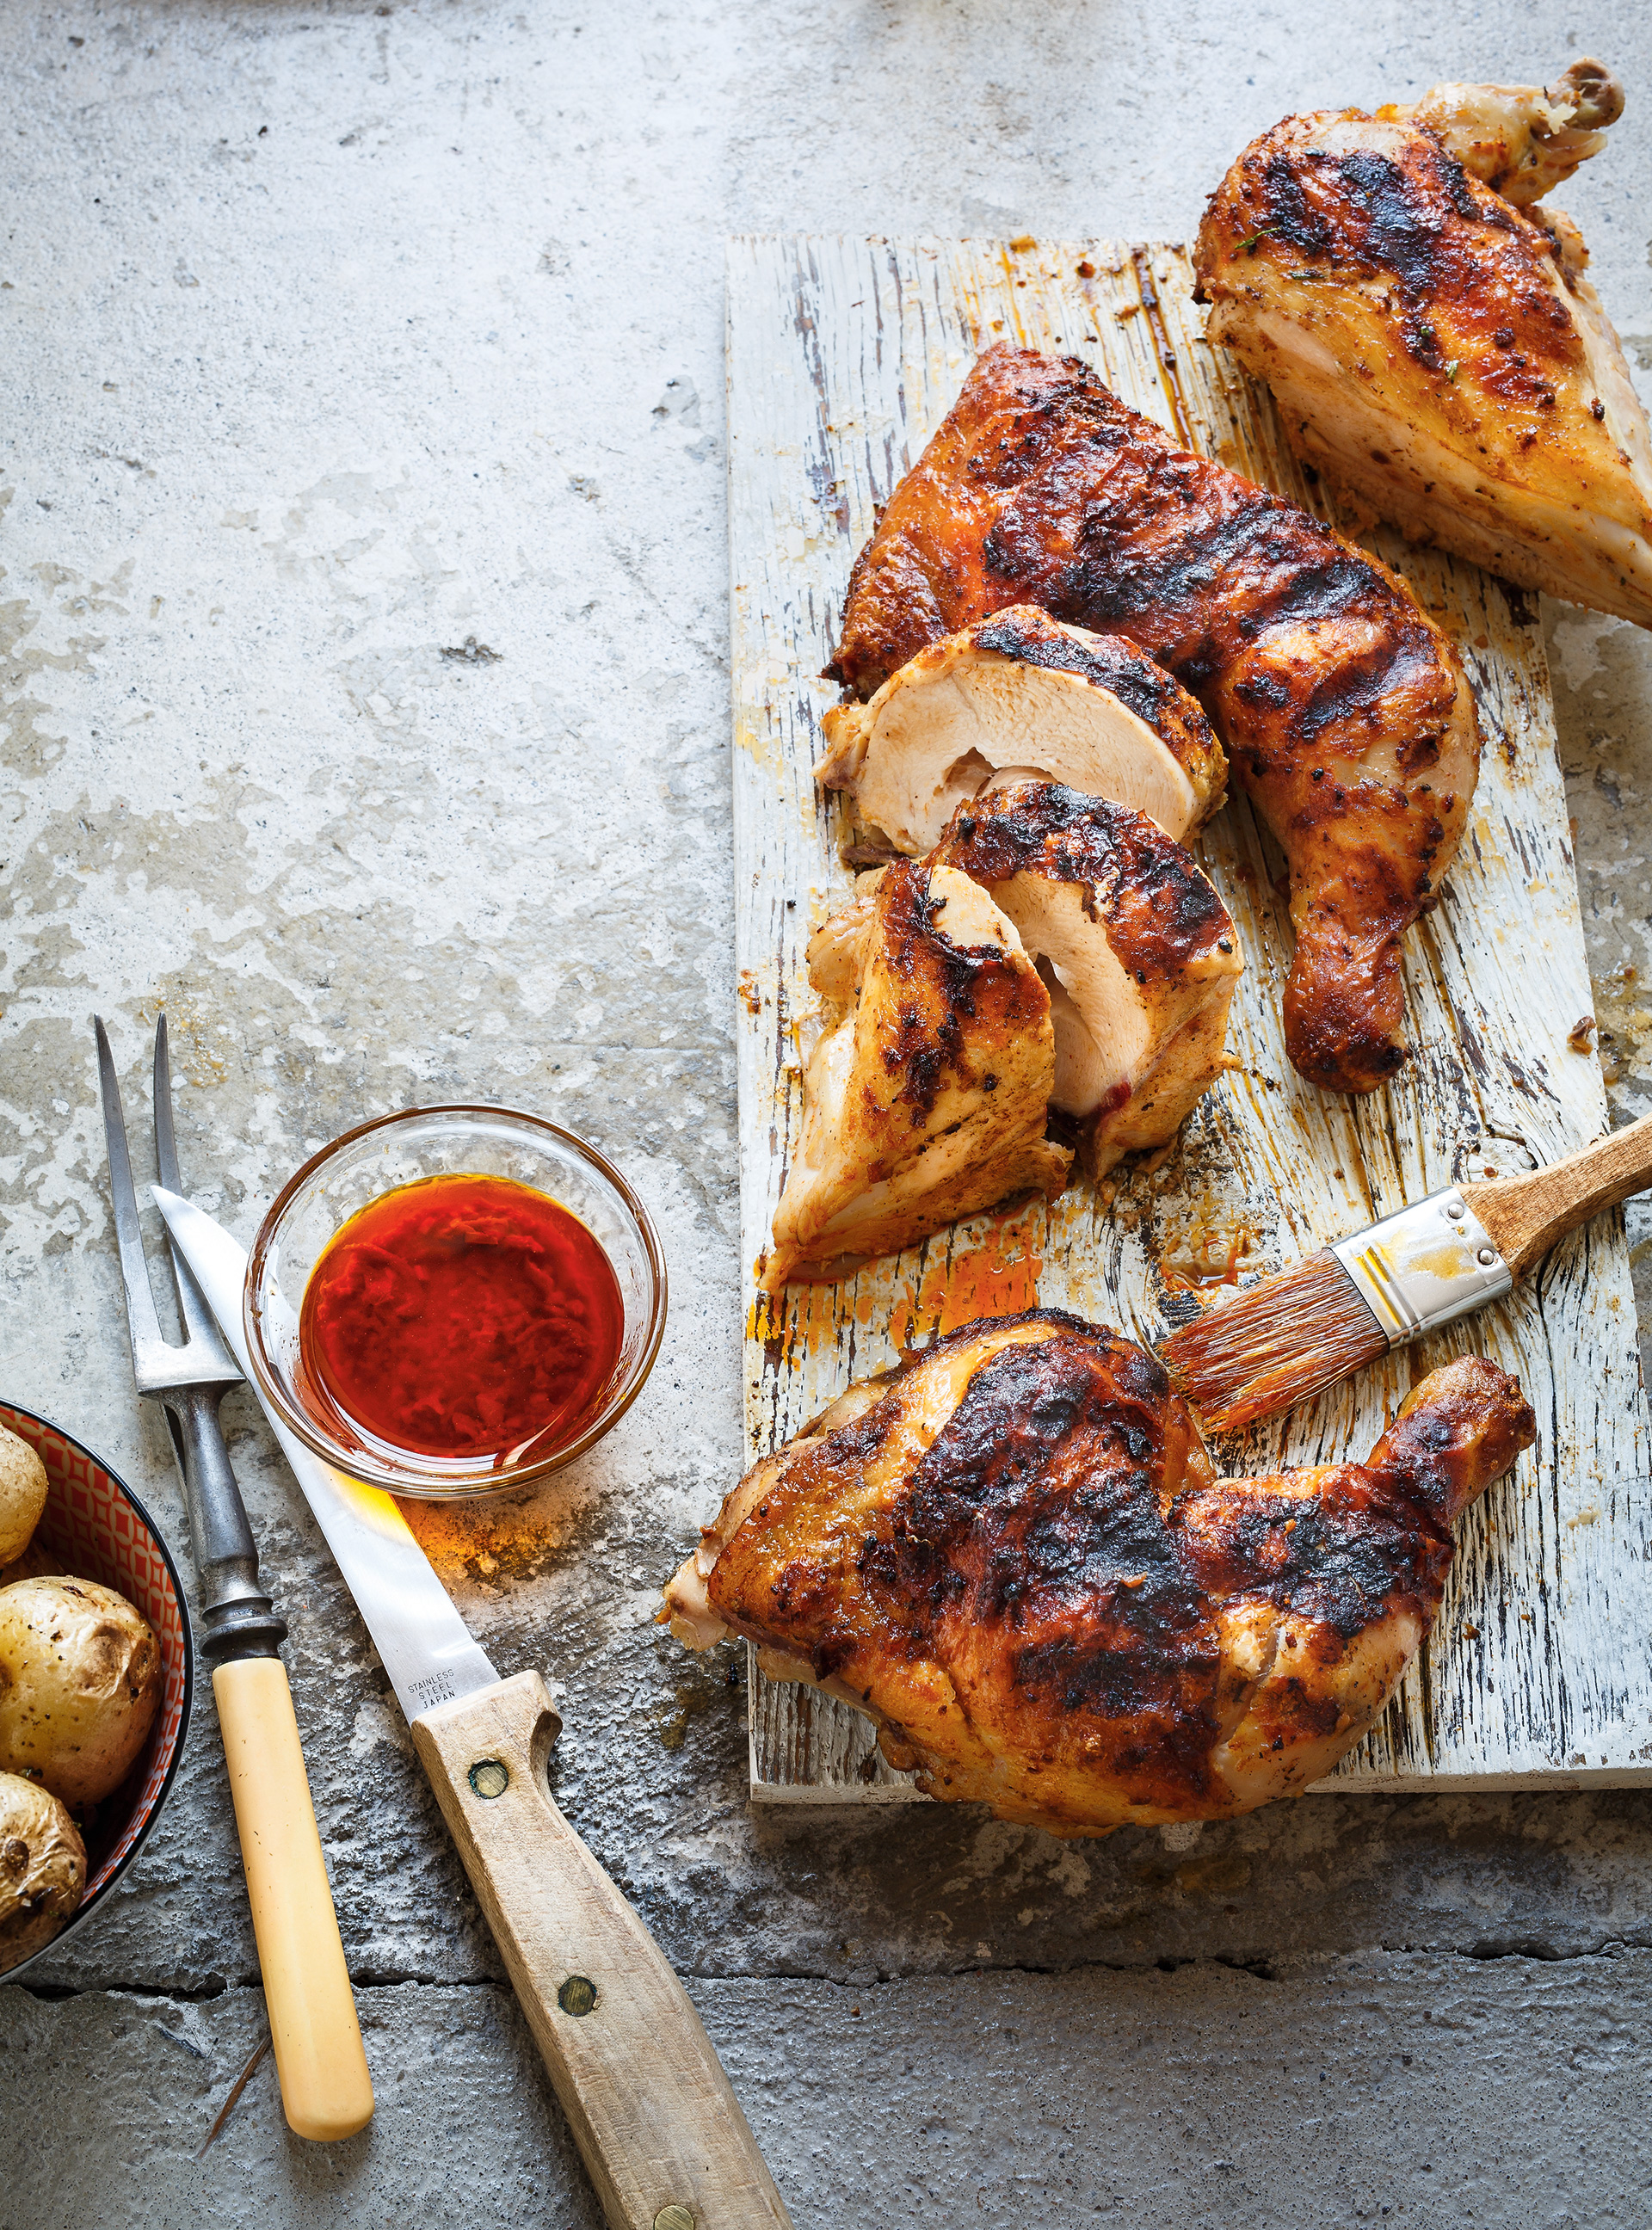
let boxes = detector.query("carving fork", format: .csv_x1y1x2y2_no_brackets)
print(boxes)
95,1015,374,2141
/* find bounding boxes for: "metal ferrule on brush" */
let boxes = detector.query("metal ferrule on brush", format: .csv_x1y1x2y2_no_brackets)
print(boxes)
1330,1188,1514,1346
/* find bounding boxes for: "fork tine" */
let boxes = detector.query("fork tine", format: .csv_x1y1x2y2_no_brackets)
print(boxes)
94,1014,169,1363
151,1014,241,1373
152,1012,182,1193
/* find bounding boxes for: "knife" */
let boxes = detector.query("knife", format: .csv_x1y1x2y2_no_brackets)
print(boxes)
154,1186,792,2230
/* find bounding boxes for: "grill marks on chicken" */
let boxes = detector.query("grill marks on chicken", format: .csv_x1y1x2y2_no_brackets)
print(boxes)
763,783,1240,1284
1194,64,1652,628
829,343,1477,1093
664,1311,1536,1834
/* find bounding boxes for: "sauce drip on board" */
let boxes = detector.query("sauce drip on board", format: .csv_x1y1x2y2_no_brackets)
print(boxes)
299,1173,624,1463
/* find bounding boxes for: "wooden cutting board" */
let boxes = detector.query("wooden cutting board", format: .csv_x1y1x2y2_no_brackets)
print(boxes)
726,233,1652,1806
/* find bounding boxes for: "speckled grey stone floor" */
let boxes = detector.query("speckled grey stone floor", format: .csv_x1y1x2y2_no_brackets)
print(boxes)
3,3,1652,2224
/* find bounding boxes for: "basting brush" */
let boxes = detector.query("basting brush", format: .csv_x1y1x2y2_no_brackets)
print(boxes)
1158,1113,1652,1432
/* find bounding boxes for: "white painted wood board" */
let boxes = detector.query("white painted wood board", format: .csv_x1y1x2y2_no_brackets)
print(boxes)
726,233,1652,1805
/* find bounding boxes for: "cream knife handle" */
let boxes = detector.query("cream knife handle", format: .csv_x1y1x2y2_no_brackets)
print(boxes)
411,1672,792,2230
213,1658,375,2141
1466,1112,1652,1278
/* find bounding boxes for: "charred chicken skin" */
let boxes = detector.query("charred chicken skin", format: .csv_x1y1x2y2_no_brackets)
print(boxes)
1194,61,1652,627
665,1311,1535,1835
829,343,1479,1093
933,781,1242,1174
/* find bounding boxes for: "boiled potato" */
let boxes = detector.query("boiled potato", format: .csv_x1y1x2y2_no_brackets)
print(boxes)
0,1770,84,1974
0,1578,162,1808
0,1426,47,1568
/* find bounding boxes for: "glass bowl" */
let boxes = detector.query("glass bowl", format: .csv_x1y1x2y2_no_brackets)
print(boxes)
244,1106,667,1498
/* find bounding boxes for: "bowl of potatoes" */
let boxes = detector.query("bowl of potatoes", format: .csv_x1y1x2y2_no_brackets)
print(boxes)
0,1402,193,1981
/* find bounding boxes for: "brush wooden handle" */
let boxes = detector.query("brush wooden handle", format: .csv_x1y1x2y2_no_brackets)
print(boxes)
213,1658,375,2141
1466,1112,1652,1278
411,1671,792,2230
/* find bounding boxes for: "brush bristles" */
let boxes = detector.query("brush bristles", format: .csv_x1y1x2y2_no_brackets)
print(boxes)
1158,1248,1388,1433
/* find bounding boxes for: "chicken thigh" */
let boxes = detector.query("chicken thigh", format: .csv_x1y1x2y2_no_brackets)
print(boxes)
1194,62,1652,625
829,343,1479,1093
665,1310,1535,1835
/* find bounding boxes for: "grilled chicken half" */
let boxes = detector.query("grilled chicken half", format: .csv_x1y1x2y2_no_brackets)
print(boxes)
829,342,1478,1094
1194,61,1652,626
763,783,1241,1284
816,605,1226,853
665,1310,1536,1835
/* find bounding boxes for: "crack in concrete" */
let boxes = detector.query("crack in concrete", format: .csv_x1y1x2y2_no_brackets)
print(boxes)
10,1936,1647,2008
15,1977,234,2004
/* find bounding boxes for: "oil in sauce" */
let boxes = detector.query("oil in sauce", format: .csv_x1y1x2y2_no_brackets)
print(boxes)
299,1172,623,1463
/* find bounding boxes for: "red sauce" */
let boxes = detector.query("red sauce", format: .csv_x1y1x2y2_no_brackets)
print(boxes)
299,1173,624,1463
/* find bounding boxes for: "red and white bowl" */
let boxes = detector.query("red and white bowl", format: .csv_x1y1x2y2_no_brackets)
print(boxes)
0,1402,194,1981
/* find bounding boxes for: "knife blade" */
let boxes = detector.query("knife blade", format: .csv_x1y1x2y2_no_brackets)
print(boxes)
152,1183,793,2230
152,1186,499,1722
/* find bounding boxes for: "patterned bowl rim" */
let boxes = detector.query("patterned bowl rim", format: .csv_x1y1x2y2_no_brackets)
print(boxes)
0,1401,195,1985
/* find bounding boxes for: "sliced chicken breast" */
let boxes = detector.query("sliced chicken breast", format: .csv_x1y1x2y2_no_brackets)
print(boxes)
823,344,1476,1093
934,781,1243,1175
816,605,1226,853
763,785,1243,1286
761,859,1070,1290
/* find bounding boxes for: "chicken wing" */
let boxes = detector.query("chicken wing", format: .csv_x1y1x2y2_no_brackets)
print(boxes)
665,1311,1535,1835
1193,62,1652,626
1395,58,1624,206
829,342,1478,1093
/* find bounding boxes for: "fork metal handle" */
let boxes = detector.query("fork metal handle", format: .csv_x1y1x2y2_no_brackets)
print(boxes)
163,1385,287,1661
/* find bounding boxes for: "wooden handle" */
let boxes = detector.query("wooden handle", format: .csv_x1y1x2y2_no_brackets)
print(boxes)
213,1659,375,2141
411,1672,792,2230
1466,1112,1652,1278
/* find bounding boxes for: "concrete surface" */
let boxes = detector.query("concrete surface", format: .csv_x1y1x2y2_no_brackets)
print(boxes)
3,2,1651,2223
8,1953,1652,2227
